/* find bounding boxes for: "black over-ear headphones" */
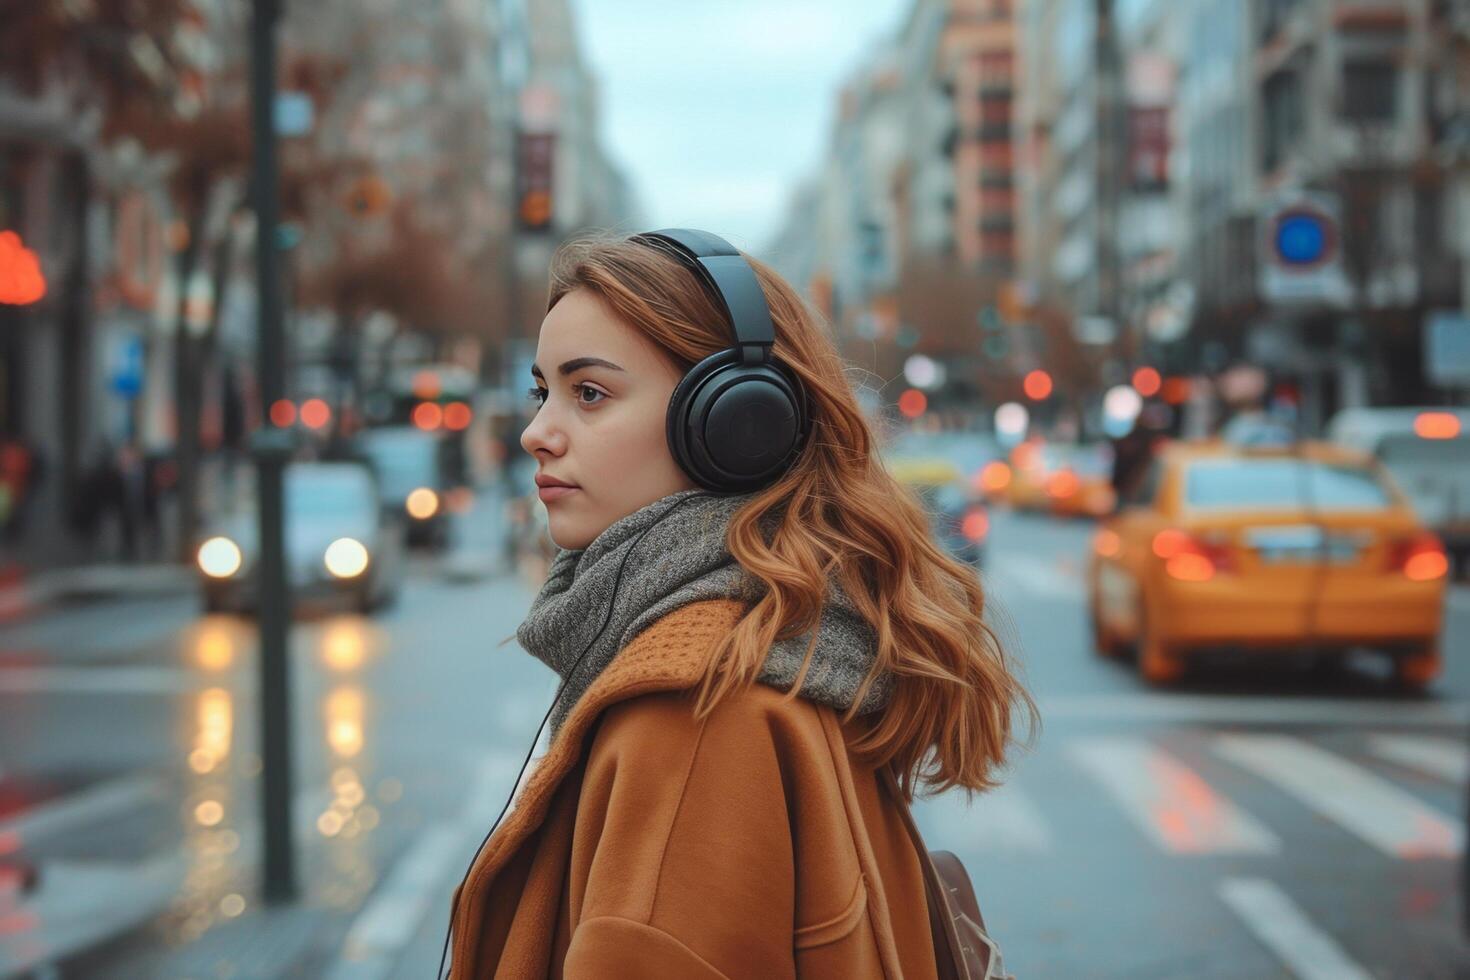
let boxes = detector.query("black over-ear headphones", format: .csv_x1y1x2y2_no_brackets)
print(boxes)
630,228,810,493
438,233,806,977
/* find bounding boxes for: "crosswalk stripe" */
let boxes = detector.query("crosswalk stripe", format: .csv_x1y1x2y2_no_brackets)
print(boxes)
1067,736,1280,854
1215,734,1463,858
914,781,1053,854
1218,877,1373,980
1366,734,1469,784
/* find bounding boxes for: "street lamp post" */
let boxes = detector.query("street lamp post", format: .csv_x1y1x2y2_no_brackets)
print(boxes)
249,0,297,904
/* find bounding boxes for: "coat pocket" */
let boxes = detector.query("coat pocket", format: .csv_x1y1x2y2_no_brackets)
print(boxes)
794,874,868,949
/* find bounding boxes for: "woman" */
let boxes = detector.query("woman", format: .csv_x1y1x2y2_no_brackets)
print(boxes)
446,229,1037,978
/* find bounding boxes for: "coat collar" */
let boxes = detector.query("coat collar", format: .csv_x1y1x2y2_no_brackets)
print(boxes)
451,599,748,936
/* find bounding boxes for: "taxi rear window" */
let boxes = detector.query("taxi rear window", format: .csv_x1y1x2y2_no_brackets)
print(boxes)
1185,459,1392,511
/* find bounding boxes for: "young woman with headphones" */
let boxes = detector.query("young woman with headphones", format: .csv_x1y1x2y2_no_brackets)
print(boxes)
441,229,1035,978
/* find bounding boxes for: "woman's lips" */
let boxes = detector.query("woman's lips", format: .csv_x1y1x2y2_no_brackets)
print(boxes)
537,485,578,502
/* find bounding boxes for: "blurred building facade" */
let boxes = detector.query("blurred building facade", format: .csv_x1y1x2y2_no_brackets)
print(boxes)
0,0,637,575
768,0,1023,406
1016,0,1127,335
772,0,1470,436
1176,0,1469,432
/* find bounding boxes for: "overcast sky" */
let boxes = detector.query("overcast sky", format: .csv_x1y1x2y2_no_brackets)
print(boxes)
573,0,909,255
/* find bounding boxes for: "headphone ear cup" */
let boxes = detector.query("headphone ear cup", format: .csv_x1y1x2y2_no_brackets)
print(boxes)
667,350,808,492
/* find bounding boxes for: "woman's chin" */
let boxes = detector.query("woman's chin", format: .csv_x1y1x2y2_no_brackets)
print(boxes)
547,518,594,552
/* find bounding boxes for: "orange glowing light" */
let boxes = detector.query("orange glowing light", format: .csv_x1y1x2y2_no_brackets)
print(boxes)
270,399,297,428
0,231,47,305
412,401,443,430
1152,528,1191,560
444,401,472,431
1094,528,1121,558
1166,552,1215,582
1013,440,1042,470
412,370,441,400
1023,370,1053,401
1162,377,1192,405
1047,470,1080,498
300,398,331,430
1414,412,1461,440
1405,550,1448,582
977,460,1012,493
1132,367,1162,398
897,389,927,418
406,488,440,520
962,510,990,542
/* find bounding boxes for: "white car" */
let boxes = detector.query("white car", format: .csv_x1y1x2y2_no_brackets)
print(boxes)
1327,407,1470,577
196,461,404,614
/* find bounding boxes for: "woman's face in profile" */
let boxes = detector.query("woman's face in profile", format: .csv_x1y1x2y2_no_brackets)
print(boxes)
521,288,697,550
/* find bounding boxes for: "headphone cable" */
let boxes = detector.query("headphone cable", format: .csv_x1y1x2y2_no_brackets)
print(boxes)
435,490,714,979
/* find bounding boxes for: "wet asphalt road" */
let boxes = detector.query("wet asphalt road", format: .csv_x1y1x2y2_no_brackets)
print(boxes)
2,503,1469,978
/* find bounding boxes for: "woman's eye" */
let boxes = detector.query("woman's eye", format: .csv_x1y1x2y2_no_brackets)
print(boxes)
573,383,607,406
526,386,547,407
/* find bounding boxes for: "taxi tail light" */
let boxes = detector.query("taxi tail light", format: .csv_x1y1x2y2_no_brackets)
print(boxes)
1388,531,1448,582
1047,470,1079,498
1156,529,1236,582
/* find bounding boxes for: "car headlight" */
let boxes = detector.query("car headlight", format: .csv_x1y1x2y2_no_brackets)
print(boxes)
406,487,439,520
325,538,371,579
198,537,243,578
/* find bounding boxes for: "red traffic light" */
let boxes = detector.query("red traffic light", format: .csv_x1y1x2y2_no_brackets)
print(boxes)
0,231,46,305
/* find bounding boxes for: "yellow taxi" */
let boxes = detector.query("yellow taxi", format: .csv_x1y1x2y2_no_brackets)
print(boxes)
1041,443,1117,518
1001,438,1051,512
1086,439,1448,689
885,457,990,566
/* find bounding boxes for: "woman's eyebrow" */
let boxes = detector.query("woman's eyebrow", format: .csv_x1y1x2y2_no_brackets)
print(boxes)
530,357,626,378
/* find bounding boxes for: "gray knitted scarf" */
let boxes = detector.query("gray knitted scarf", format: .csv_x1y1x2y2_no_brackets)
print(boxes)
516,488,893,739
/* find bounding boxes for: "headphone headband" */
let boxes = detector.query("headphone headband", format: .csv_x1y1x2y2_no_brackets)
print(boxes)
630,227,809,492
629,228,775,365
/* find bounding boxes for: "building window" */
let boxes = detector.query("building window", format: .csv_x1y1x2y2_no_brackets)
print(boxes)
1341,61,1397,124
1262,69,1304,172
1260,0,1306,43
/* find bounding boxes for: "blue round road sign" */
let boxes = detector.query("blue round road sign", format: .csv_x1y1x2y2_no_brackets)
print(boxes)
1274,210,1333,266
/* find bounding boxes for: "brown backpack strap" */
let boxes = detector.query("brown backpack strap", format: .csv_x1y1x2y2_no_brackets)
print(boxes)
879,764,972,979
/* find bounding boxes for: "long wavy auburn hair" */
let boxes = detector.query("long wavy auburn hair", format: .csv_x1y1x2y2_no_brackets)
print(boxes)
544,231,1039,802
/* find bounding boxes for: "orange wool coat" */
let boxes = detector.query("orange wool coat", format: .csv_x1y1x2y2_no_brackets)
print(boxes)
447,598,941,979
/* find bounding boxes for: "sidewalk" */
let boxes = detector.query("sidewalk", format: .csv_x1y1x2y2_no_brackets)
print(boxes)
0,489,538,978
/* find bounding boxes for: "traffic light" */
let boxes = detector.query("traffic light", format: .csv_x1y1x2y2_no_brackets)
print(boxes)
0,231,45,305
516,131,555,233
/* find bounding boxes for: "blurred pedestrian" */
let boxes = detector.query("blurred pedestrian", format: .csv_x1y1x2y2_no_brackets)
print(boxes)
0,434,37,544
445,230,1027,979
81,441,154,562
1110,417,1154,502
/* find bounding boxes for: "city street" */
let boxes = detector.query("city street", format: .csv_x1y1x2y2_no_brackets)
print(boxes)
6,0,1470,977
2,502,1468,978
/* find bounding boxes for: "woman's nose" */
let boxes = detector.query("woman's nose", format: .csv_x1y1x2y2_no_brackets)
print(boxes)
521,405,566,457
